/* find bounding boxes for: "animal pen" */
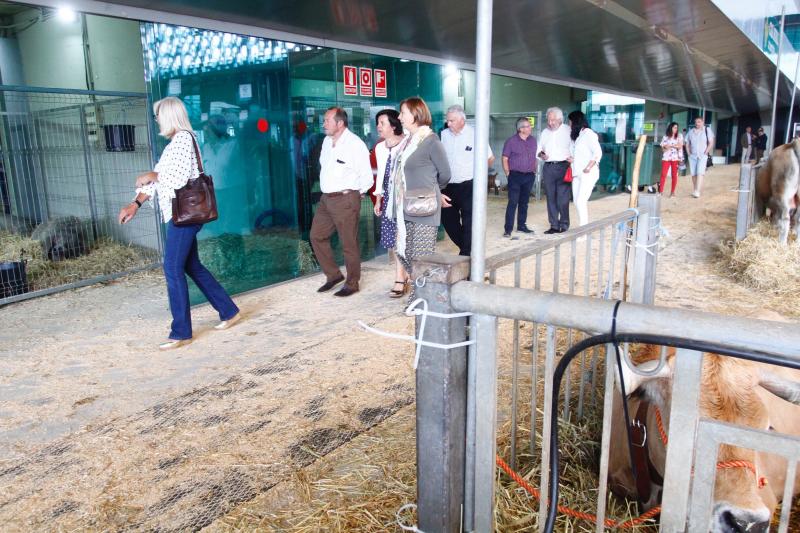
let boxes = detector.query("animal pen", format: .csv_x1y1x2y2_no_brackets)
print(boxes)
0,86,161,305
405,194,800,532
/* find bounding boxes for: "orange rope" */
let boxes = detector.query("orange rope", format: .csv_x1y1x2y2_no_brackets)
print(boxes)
496,455,661,529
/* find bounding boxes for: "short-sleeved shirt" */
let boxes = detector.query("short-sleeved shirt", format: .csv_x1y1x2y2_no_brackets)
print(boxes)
661,134,684,162
440,124,494,184
686,126,714,156
502,133,538,173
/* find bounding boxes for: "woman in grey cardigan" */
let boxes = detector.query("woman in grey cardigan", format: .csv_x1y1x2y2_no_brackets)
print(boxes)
389,97,451,304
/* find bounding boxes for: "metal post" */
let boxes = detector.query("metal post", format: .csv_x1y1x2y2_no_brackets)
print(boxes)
413,254,471,533
736,163,753,241
465,0,494,529
639,195,660,304
785,52,800,144
769,5,786,153
78,105,99,241
629,205,650,304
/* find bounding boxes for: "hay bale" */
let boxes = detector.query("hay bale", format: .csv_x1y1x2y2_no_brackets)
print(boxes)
718,221,800,296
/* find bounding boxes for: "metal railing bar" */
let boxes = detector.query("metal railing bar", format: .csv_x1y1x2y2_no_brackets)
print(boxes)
538,324,557,532
778,460,797,533
450,284,800,363
594,344,616,532
0,84,147,98
510,258,521,470
530,252,542,455
485,208,640,271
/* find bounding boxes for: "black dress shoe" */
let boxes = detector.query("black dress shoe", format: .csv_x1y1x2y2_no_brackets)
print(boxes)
503,231,512,238
317,275,344,292
544,228,559,234
333,285,359,297
517,226,534,234
559,228,569,233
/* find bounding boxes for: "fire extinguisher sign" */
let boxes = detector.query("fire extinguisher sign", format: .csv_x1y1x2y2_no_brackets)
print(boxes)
359,68,373,97
343,65,357,96
374,69,387,97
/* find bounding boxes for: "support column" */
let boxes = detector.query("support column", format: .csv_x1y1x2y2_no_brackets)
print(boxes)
413,253,471,533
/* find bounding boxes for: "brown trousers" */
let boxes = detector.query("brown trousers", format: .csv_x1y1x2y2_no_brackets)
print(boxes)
310,192,362,289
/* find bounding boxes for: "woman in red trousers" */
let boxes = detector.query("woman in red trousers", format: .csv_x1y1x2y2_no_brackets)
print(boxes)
659,122,683,197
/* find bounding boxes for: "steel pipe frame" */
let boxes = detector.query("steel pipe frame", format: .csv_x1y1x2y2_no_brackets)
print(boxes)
451,284,800,364
769,5,786,154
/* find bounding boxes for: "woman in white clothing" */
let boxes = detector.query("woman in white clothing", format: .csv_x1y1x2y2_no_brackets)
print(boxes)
567,110,602,227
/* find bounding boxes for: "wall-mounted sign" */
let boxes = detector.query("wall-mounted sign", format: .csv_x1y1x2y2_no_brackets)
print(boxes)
343,65,357,95
238,83,252,99
168,79,181,96
374,69,387,98
359,68,373,97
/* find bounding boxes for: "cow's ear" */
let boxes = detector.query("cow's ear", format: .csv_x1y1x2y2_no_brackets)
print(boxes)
618,356,672,395
759,371,800,405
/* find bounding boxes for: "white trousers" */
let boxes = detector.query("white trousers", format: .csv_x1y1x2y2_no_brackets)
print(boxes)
571,169,600,227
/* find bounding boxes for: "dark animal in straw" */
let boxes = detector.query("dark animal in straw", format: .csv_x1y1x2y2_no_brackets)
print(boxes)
755,139,800,244
30,216,93,261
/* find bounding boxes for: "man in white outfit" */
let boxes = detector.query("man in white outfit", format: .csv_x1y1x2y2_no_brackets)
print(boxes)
538,107,573,233
685,116,714,198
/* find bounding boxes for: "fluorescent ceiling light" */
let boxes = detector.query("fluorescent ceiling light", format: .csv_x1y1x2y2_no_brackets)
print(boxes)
57,7,77,23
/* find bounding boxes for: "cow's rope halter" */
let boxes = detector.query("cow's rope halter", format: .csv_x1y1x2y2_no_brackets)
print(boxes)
651,406,768,489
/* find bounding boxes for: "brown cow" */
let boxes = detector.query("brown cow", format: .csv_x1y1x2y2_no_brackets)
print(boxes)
755,139,800,244
608,347,800,532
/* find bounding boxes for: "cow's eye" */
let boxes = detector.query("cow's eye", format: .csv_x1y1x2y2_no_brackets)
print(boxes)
768,425,775,431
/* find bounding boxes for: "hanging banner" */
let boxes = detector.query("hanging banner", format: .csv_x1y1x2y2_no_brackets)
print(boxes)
374,69,387,97
343,65,357,96
359,67,373,97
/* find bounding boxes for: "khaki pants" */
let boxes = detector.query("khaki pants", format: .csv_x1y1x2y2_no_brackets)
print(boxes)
310,191,362,289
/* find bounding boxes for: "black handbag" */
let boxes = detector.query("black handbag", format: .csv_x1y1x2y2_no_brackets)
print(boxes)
705,127,714,168
171,133,218,226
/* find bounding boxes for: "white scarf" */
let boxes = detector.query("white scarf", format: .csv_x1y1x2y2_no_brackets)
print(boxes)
388,125,432,258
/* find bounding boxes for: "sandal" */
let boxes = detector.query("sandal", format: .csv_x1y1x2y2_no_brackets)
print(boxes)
389,280,409,299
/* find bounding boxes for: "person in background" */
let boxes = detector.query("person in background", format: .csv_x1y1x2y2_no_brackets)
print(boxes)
117,97,241,350
372,109,409,298
567,110,602,227
740,125,754,163
501,117,537,237
391,97,451,304
538,107,573,233
659,122,683,197
685,116,714,198
755,127,767,163
440,104,494,256
310,107,373,297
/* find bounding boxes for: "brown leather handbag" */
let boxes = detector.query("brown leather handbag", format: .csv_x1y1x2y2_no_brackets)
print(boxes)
171,132,218,226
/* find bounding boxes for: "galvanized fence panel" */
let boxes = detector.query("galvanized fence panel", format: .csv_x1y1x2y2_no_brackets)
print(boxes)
0,87,161,305
453,248,800,531
735,162,764,241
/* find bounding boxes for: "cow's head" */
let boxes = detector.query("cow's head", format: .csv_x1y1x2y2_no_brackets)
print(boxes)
617,349,800,533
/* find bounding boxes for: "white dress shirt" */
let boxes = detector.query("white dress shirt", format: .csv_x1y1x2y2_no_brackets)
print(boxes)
136,130,198,222
571,128,602,174
440,124,493,184
319,128,373,193
538,124,572,163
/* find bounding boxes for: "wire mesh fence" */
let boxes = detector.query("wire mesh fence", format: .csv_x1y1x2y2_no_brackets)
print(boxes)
0,87,161,305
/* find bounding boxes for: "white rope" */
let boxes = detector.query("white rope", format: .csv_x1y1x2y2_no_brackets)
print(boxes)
625,239,658,256
356,298,474,369
731,188,750,193
396,503,424,532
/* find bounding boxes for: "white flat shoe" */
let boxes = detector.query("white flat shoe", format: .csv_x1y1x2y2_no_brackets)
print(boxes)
215,312,241,330
159,339,191,351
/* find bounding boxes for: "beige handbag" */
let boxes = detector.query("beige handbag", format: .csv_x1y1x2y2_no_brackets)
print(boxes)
403,188,438,217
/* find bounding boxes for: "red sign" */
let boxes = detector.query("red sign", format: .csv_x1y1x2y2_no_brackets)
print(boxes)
343,65,357,96
374,69,387,98
359,67,373,97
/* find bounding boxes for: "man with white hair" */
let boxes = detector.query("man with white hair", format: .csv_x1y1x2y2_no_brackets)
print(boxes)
440,104,494,256
538,107,573,233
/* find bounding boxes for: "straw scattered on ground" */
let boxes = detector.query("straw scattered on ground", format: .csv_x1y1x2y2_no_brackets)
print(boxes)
717,221,800,316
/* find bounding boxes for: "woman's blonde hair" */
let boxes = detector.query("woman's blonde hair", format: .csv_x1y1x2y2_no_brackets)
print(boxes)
153,96,193,138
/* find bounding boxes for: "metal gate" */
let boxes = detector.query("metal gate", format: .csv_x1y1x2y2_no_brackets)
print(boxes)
0,86,161,305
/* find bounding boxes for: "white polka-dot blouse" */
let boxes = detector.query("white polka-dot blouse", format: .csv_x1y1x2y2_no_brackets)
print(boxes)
137,130,200,222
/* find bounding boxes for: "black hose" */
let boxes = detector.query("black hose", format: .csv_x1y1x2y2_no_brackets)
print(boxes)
542,331,799,533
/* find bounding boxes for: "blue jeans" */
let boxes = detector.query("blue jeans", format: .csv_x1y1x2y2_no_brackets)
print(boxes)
163,220,239,340
504,171,535,233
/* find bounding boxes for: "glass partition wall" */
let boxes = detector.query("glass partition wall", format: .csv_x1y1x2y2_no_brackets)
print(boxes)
142,23,445,303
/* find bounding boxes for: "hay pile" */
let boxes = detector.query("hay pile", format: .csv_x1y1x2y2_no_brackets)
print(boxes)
718,221,800,314
0,230,159,292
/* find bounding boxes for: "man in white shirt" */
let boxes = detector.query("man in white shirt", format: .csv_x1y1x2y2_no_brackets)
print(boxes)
685,116,714,198
440,104,494,256
538,107,573,233
310,107,373,296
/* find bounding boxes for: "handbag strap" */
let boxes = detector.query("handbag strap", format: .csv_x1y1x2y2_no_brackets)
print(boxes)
183,130,205,175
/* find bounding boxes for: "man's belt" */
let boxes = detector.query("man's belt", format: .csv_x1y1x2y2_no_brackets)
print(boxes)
544,160,568,165
324,189,359,197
